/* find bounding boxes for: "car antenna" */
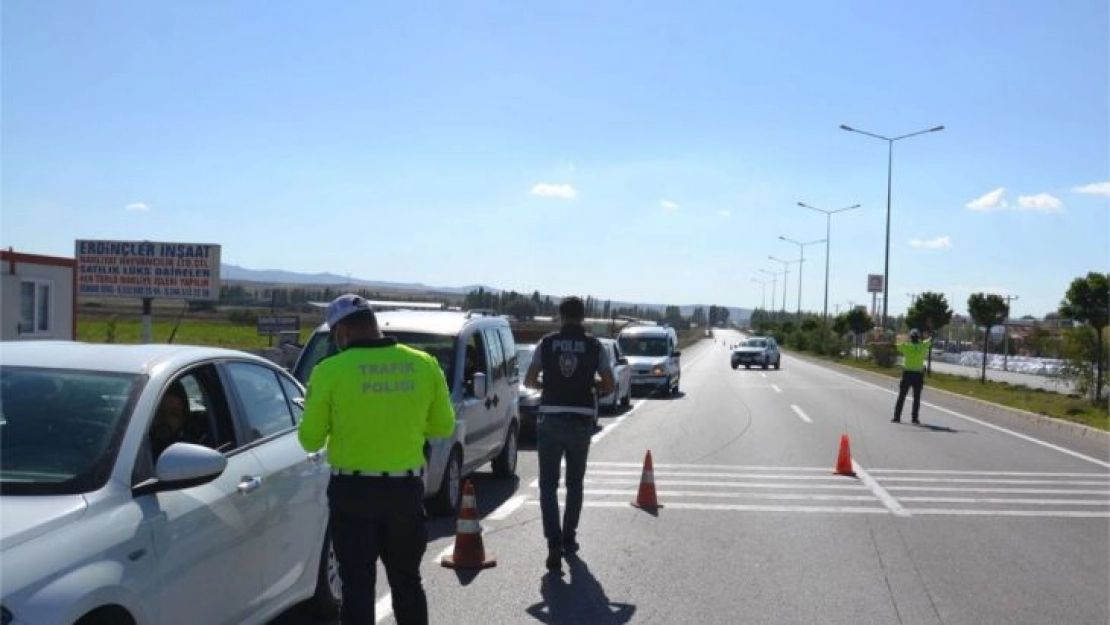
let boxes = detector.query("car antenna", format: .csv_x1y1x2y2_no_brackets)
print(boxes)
167,300,189,344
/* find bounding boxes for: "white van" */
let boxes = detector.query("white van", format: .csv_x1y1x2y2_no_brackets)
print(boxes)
617,324,681,395
291,309,520,516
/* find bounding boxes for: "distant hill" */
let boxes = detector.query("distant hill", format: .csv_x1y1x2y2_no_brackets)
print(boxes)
219,264,751,323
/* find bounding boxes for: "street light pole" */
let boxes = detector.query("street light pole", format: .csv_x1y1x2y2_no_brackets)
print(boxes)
840,123,944,330
758,268,783,320
751,277,769,311
797,202,861,326
768,256,801,318
778,235,827,316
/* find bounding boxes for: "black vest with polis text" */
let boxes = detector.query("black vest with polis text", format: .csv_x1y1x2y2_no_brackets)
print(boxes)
539,325,601,410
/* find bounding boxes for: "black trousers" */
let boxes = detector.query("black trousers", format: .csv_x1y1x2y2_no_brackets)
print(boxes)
894,370,925,419
328,475,428,625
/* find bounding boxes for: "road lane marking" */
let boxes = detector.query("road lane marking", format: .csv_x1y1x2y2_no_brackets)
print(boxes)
591,462,831,471
885,486,1110,495
791,404,813,423
589,469,852,481
771,384,783,393
874,477,1109,486
524,500,888,514
583,477,867,490
375,595,393,623
869,469,1109,477
909,509,1110,518
565,488,881,502
591,399,646,444
487,495,526,521
852,460,909,517
815,365,1110,469
898,496,1110,506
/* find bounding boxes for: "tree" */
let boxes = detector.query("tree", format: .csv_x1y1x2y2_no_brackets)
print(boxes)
846,308,871,359
968,293,1009,384
906,291,953,374
1058,272,1110,402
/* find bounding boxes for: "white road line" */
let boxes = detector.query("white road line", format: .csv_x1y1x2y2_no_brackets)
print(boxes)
524,500,889,514
909,508,1110,518
875,477,1110,486
591,399,646,444
565,488,882,502
437,545,454,560
853,460,910,517
588,469,855,481
771,384,783,393
869,469,1109,477
791,404,813,423
583,477,868,490
486,495,526,521
375,594,393,623
590,461,834,471
898,496,1110,506
816,365,1110,469
885,486,1110,495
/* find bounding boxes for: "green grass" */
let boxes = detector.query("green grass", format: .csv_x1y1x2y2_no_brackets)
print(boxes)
77,318,314,350
819,354,1109,431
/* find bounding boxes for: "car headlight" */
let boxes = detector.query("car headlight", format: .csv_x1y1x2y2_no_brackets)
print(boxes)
651,365,665,375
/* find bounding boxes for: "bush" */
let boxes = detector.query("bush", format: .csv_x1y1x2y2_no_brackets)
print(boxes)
870,342,898,367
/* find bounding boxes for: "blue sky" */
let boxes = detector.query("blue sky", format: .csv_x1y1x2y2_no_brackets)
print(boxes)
3,0,1107,319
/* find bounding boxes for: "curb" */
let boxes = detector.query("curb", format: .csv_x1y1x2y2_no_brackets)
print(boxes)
796,352,1110,445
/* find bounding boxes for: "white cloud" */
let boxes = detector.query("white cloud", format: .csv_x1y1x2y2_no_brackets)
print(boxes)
531,183,577,200
718,209,731,218
660,199,680,211
1016,193,1064,212
909,235,951,249
1072,181,1110,196
966,188,1007,211
125,202,150,212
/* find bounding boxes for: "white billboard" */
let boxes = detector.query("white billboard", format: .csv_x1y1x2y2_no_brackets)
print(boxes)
75,240,221,300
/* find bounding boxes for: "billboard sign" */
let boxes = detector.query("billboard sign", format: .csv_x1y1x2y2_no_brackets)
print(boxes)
257,315,300,336
867,273,884,293
75,240,221,300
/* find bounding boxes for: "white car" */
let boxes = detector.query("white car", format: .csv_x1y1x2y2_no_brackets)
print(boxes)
596,338,633,412
0,341,339,625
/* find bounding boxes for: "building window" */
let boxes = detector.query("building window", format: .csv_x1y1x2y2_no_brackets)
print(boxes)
19,280,52,335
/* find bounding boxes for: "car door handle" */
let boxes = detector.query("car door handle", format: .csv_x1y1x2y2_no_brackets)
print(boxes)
237,476,264,494
484,397,493,409
492,394,500,407
307,450,326,463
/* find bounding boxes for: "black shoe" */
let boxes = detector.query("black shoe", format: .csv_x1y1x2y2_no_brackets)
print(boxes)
891,416,901,423
546,546,562,572
912,417,920,424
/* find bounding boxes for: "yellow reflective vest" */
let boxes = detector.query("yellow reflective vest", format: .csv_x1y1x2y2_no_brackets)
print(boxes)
897,339,932,372
298,338,455,472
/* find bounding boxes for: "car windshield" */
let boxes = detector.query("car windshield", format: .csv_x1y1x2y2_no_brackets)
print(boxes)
618,336,669,357
294,329,456,386
743,339,768,348
0,367,141,495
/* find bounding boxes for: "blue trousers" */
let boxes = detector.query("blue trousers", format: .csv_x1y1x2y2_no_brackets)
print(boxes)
537,412,592,548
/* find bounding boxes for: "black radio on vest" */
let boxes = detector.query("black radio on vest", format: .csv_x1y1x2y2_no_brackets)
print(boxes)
539,325,600,410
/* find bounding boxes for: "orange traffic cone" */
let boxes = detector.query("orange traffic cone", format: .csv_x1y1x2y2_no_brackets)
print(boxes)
631,450,662,510
441,480,497,569
834,433,856,477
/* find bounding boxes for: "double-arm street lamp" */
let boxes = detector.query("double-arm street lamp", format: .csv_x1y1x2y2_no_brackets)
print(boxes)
840,123,944,329
778,235,826,316
758,268,783,319
751,277,769,311
796,201,861,325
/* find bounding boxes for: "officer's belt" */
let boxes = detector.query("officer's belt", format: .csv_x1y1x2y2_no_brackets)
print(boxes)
331,467,424,478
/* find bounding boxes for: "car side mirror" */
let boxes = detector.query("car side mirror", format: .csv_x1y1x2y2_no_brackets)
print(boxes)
134,443,227,496
472,372,488,398
618,357,629,366
672,350,682,358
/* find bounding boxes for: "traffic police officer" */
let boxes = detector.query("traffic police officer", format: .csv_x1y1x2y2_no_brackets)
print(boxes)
299,294,455,625
525,296,615,572
893,327,932,424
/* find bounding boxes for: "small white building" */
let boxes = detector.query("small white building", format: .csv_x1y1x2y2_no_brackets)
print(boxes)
1,249,76,341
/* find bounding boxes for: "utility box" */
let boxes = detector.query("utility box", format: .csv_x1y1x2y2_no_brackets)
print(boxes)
0,249,77,341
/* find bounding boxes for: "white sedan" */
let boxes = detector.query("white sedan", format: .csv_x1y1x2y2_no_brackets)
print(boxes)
0,341,339,625
596,338,633,413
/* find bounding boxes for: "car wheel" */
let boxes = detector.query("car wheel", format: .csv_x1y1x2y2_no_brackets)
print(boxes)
744,364,751,370
775,357,781,370
620,385,632,407
313,529,341,618
731,363,738,370
491,423,518,478
429,447,462,516
762,358,769,370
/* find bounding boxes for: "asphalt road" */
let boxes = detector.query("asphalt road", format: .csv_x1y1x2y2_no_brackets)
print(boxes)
274,331,1109,625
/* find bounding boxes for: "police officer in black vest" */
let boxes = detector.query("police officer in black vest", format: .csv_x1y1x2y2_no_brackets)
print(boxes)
525,296,615,572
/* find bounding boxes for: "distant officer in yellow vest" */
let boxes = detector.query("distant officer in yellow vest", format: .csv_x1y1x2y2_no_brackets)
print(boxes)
893,328,932,424
299,294,455,625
